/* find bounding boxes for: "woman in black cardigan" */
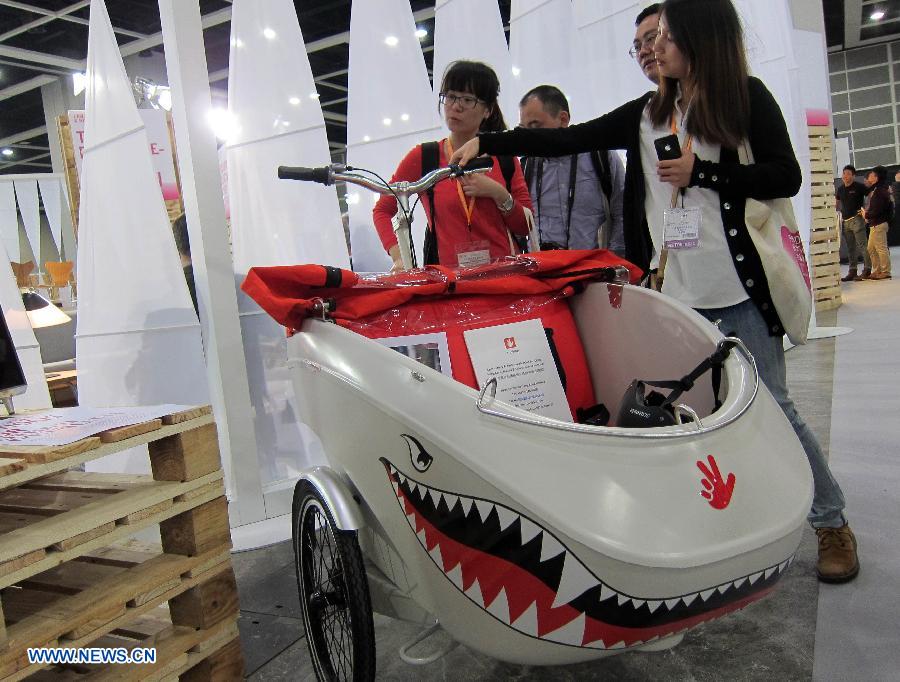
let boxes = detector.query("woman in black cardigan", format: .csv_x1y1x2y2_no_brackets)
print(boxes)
452,0,858,583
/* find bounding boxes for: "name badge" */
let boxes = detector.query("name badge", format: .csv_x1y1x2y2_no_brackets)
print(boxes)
663,207,701,250
455,240,491,268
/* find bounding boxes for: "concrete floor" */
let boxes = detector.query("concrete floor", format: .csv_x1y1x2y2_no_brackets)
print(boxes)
232,255,898,680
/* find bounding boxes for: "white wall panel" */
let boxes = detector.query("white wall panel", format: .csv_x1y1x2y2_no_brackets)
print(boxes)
346,0,442,272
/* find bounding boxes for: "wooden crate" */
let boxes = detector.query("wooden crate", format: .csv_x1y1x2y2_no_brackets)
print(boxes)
807,126,842,313
0,406,243,680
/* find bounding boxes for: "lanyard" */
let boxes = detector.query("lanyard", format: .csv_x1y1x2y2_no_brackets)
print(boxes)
446,138,477,227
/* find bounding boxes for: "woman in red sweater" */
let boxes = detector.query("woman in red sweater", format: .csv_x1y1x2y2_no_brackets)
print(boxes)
372,60,532,270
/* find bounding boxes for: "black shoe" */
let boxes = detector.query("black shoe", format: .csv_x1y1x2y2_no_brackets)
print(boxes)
841,270,857,282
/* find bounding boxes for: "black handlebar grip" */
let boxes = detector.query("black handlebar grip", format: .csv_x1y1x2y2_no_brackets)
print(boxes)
277,166,332,184
449,156,495,177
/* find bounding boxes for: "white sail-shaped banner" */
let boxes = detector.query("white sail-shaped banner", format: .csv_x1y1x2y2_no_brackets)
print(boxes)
13,181,40,272
78,0,208,473
510,0,583,119
432,0,517,121
37,178,64,255
346,0,442,272
0,182,19,263
227,0,348,488
573,1,650,117
0,243,51,411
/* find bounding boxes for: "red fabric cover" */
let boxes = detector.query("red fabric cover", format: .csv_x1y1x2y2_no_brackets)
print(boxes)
343,293,594,419
241,250,640,333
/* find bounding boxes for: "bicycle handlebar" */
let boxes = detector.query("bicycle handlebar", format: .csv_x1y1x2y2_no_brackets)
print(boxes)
276,156,494,196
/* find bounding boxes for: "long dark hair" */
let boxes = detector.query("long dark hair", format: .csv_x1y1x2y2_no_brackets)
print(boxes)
439,60,507,132
648,0,750,149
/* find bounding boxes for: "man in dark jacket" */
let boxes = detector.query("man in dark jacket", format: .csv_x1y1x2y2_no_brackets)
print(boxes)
862,166,892,279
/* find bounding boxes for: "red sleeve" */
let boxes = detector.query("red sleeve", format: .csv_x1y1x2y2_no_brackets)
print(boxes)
500,155,533,236
372,145,423,252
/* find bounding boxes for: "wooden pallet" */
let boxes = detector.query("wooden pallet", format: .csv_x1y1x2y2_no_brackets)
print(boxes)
0,406,243,680
807,125,842,313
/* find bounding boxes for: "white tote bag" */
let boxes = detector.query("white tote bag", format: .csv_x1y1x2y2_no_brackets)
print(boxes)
740,144,812,345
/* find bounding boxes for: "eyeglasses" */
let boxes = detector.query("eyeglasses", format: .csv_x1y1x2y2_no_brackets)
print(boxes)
629,30,659,58
439,93,484,110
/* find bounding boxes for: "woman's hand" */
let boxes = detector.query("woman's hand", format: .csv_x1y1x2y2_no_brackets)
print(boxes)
459,173,506,202
449,138,481,166
657,151,696,188
388,244,404,272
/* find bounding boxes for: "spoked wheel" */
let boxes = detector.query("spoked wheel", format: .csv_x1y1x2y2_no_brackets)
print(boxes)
293,480,376,681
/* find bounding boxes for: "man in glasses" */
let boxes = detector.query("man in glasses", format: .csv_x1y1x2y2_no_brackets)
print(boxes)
518,85,626,255
632,3,661,85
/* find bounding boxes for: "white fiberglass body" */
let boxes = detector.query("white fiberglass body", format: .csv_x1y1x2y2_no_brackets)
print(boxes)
286,281,812,665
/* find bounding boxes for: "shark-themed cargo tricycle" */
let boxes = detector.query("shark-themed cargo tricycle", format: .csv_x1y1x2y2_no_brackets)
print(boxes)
241,162,813,680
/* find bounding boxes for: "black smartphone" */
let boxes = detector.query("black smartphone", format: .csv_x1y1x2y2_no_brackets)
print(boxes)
654,134,682,161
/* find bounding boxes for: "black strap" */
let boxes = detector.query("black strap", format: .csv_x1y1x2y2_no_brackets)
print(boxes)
641,339,738,411
589,150,613,203
421,141,440,265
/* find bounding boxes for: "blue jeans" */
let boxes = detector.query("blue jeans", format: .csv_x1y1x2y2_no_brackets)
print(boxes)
696,299,846,529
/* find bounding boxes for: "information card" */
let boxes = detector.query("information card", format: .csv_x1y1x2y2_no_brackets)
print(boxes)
464,319,572,422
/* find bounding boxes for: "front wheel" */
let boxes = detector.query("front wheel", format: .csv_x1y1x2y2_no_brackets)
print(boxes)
293,480,376,681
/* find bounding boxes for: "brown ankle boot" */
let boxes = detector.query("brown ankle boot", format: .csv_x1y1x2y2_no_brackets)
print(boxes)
816,524,859,583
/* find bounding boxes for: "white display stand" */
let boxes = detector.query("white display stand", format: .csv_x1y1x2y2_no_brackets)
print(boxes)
77,0,209,477
227,0,350,525
158,0,266,528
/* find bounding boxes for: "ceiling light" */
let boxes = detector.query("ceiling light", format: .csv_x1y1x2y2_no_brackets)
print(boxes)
207,108,240,142
870,10,885,20
1,149,12,157
156,88,172,111
511,66,521,77
289,96,301,105
263,27,277,40
401,113,410,121
415,28,428,40
309,92,320,100
363,135,371,142
384,35,399,47
383,118,392,126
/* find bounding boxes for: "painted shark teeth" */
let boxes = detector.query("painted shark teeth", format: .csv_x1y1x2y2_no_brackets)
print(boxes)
387,462,796,650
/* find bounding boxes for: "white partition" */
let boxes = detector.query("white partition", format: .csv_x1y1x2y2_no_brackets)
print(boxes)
0,183,19,263
0,241,51,411
13,181,41,273
78,0,208,474
509,0,583,116
227,0,350,509
346,0,442,273
37,178,64,256
573,1,649,117
433,0,517,121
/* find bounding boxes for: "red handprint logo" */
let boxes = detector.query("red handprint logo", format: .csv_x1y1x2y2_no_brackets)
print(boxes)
697,455,735,510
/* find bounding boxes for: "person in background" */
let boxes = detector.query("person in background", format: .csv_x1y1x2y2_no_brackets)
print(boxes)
862,165,891,280
451,0,860,585
519,85,626,255
835,164,871,281
372,60,531,270
632,4,662,85
172,213,198,314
